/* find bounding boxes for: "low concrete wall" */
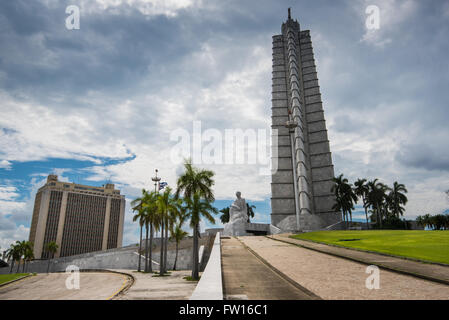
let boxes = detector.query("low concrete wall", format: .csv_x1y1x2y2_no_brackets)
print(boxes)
0,238,210,274
269,224,283,234
246,222,270,235
190,232,223,300
323,220,346,231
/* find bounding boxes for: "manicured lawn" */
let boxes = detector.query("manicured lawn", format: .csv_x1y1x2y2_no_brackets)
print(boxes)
291,230,449,265
0,273,30,285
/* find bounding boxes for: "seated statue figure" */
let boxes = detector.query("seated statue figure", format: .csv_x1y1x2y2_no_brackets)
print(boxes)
223,191,248,236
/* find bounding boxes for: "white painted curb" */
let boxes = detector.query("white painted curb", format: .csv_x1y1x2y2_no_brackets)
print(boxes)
189,232,223,300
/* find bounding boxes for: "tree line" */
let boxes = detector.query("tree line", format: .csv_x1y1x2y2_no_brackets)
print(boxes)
416,213,449,230
332,174,408,229
132,159,217,280
2,240,58,274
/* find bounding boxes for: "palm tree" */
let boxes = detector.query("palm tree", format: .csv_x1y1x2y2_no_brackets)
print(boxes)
332,194,345,225
166,196,183,272
219,207,230,224
45,241,59,273
419,213,433,229
21,241,33,273
23,243,34,273
416,214,425,228
332,174,347,225
354,178,370,229
387,182,408,218
156,187,180,274
175,158,215,202
14,241,25,273
170,222,188,270
176,159,217,280
246,203,256,223
5,243,19,274
131,190,147,272
331,174,357,228
366,179,388,228
184,192,217,280
141,190,158,273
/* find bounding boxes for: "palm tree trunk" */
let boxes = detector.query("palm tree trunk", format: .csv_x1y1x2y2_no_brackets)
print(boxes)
149,223,153,273
346,213,349,229
22,260,25,273
378,205,383,228
160,221,165,275
10,260,14,274
164,218,168,271
138,224,142,272
364,208,370,229
192,224,199,280
376,208,381,228
144,222,149,273
16,260,20,273
363,198,369,229
173,241,178,271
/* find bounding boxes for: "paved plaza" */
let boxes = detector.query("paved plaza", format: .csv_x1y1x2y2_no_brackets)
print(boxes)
1,235,448,300
0,272,128,300
272,234,449,284
115,270,198,300
221,237,317,300
239,236,449,300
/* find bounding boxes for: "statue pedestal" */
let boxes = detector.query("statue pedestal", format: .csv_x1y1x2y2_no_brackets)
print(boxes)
223,204,248,236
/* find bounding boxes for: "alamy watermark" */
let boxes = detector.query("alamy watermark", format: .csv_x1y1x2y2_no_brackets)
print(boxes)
65,5,80,30
65,265,80,290
365,5,380,30
170,121,279,176
365,265,380,290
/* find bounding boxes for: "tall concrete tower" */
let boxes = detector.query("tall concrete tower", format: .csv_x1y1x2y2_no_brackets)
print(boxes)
271,9,340,232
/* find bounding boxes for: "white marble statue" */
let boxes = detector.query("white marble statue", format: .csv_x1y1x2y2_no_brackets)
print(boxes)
223,191,248,236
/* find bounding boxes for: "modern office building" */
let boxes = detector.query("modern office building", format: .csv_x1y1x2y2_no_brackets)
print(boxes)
271,9,341,232
29,174,126,259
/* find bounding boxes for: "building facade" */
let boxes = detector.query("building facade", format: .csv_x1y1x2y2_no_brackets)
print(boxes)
29,175,126,259
271,10,341,232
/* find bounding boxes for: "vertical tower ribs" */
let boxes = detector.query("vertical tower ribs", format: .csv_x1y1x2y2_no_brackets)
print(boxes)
270,10,341,232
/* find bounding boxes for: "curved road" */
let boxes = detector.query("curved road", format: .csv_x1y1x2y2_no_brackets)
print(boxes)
0,272,128,300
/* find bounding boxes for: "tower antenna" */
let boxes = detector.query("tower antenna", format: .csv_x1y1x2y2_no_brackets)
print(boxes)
288,7,291,20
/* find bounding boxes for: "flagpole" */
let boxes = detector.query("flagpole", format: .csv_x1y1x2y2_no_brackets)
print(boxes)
151,169,161,193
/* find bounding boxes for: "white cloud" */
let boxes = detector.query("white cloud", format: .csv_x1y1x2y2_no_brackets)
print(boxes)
1,0,448,249
77,0,202,17
355,0,418,47
0,90,132,163
0,224,30,252
0,38,274,246
0,186,20,201
0,160,12,170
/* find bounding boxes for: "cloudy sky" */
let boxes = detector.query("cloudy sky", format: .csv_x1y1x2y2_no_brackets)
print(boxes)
1,0,448,249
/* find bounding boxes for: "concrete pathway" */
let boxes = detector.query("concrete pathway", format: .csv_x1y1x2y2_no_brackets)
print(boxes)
115,270,198,300
221,237,317,300
272,234,449,285
240,236,449,300
0,272,128,300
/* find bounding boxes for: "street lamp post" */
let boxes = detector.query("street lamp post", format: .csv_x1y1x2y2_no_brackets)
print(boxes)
151,169,161,193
